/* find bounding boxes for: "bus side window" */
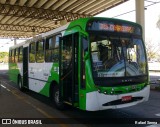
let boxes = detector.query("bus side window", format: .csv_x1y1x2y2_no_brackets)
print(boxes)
9,50,12,63
36,40,44,63
62,36,72,70
52,35,60,62
45,37,54,62
15,48,19,63
45,34,61,62
29,42,36,63
12,49,15,63
18,47,23,63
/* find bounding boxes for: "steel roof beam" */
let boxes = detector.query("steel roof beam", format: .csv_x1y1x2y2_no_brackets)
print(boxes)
0,0,129,38
0,24,52,33
42,0,58,9
0,33,32,38
34,0,47,8
0,4,90,21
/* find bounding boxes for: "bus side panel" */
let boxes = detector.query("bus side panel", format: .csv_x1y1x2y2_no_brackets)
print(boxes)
28,62,58,97
8,62,22,84
39,63,59,97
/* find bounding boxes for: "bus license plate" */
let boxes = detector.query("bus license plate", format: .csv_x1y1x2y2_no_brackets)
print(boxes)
121,96,132,102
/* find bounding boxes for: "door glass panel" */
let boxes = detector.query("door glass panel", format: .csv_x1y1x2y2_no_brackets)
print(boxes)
60,33,79,103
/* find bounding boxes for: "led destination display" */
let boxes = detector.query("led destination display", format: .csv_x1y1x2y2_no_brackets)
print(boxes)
87,20,141,35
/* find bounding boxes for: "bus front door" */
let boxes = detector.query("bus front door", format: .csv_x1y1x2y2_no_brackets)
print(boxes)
60,33,79,106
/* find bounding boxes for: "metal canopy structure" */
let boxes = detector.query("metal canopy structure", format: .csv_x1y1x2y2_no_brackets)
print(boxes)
0,0,128,38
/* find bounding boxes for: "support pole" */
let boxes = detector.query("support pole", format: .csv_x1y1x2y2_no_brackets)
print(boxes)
14,38,17,45
135,0,145,41
32,28,36,38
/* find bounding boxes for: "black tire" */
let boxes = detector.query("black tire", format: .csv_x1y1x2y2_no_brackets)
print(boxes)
52,85,65,110
18,77,24,91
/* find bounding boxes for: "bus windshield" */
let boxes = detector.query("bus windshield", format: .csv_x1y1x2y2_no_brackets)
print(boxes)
90,34,147,78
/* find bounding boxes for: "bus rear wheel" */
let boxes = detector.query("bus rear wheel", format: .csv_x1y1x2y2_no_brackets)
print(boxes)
18,77,24,91
52,85,65,110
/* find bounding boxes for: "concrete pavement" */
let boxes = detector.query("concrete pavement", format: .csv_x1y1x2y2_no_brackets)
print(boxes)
1,70,160,127
0,77,86,127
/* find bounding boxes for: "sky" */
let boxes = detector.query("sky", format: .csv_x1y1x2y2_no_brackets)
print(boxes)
0,39,25,52
0,0,160,52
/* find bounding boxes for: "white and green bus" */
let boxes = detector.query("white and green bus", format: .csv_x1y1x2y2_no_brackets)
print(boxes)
8,17,150,111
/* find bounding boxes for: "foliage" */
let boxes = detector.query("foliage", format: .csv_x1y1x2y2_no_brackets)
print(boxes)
0,52,9,63
148,15,160,61
155,86,160,91
157,15,160,29
145,40,160,61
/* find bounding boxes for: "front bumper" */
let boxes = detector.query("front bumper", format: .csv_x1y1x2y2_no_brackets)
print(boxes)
86,85,150,111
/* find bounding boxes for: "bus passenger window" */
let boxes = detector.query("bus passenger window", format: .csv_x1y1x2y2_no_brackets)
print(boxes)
29,42,36,63
62,36,72,70
45,34,61,62
45,38,53,62
55,35,60,48
15,48,18,63
53,35,60,62
9,50,12,63
12,49,15,63
18,47,23,63
36,40,44,63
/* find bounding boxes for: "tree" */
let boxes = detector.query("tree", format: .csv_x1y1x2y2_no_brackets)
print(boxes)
145,39,160,61
157,15,160,30
0,52,9,63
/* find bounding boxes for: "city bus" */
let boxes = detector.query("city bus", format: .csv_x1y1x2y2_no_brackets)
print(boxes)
8,17,150,111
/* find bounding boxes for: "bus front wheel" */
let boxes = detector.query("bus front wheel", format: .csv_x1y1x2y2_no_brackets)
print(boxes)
52,85,65,110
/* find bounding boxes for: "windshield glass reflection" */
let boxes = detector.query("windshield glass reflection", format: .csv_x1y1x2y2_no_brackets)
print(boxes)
90,34,147,78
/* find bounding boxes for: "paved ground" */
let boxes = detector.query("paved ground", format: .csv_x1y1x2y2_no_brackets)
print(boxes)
0,69,160,127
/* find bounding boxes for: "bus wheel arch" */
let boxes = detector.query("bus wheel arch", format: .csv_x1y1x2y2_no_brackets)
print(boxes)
50,81,65,110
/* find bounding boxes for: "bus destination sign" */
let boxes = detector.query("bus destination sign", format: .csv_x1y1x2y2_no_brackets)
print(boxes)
99,23,133,33
87,20,141,35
